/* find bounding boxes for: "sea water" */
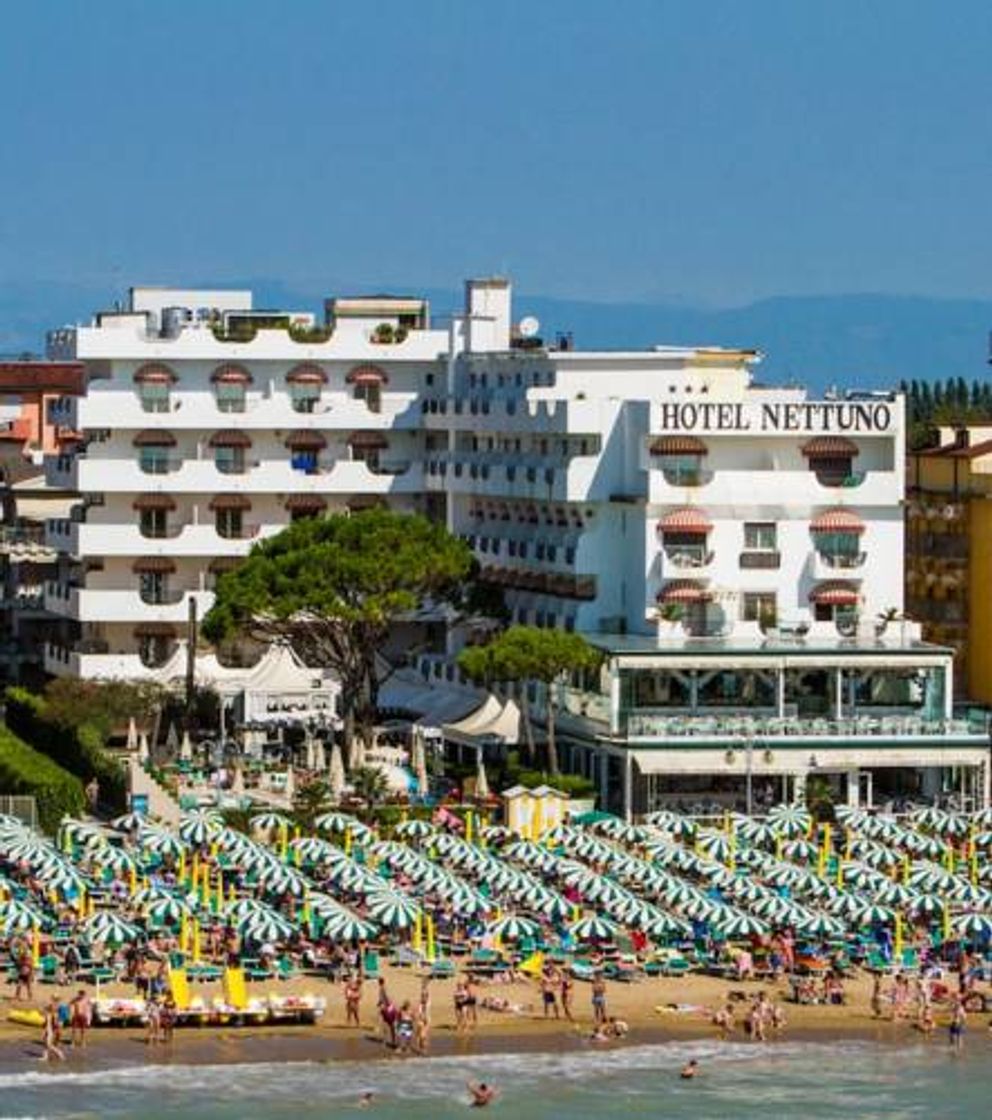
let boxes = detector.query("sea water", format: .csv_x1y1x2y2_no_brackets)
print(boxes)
0,1040,988,1119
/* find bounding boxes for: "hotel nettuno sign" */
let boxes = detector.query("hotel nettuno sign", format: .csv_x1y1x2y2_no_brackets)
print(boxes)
657,401,894,434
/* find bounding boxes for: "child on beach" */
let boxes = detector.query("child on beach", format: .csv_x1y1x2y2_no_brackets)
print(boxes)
41,998,65,1063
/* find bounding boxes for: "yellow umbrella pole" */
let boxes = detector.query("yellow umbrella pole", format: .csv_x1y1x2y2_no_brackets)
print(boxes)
465,810,473,845
180,911,189,954
128,866,137,896
31,924,40,968
344,828,352,856
412,910,423,953
426,914,436,962
942,902,951,942
894,912,903,962
192,919,201,963
818,822,831,878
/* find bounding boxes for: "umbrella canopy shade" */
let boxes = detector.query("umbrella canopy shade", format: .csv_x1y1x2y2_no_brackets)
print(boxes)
504,839,558,870
874,882,917,907
110,812,146,833
797,912,846,938
750,896,802,922
291,837,343,863
365,892,421,930
970,807,992,828
178,812,223,846
250,812,292,833
908,893,946,917
315,812,370,839
60,818,107,848
642,911,691,938
130,885,174,908
240,909,297,943
224,898,268,922
570,915,620,942
394,819,436,841
781,839,820,862
952,913,992,939
855,903,896,926
35,862,88,892
768,806,813,829
146,896,191,926
332,861,381,893
322,912,379,942
696,831,733,861
486,914,541,942
256,864,309,898
140,830,188,859
480,825,514,844
910,806,950,831
89,845,143,874
712,912,769,938
83,911,142,945
0,899,47,933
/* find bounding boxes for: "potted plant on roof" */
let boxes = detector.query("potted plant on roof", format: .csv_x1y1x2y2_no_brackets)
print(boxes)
875,607,904,638
656,601,684,638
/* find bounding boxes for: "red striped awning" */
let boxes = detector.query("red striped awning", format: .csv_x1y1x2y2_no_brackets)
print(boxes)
810,508,865,534
133,363,177,385
657,580,711,604
649,435,708,456
209,494,252,511
346,364,389,386
284,493,328,512
802,437,859,459
809,581,860,606
132,429,176,447
134,622,177,638
285,430,327,450
209,430,252,448
210,364,253,385
349,431,389,450
286,363,328,385
657,508,712,534
133,493,176,511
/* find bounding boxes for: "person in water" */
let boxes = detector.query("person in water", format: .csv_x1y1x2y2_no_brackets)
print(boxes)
680,1059,699,1080
468,1081,497,1107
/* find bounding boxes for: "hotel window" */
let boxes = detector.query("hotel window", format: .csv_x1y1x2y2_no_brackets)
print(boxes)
138,445,170,474
138,381,171,413
215,381,246,413
290,382,320,413
742,593,777,623
139,571,171,605
139,509,168,539
744,523,777,551
216,508,243,539
215,445,246,475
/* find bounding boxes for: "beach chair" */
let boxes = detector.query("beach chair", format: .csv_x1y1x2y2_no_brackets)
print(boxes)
362,949,381,979
391,945,423,969
428,958,456,980
38,954,61,984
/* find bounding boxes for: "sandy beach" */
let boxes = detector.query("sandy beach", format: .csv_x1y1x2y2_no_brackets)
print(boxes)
0,962,968,1068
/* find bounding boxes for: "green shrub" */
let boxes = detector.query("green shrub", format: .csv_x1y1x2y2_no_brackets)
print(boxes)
4,686,127,813
0,725,85,833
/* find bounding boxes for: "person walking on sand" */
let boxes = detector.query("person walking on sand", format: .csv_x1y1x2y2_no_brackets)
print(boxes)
560,971,575,1022
591,971,607,1027
344,975,363,1028
14,947,33,1002
41,998,65,1063
69,988,91,1049
540,968,559,1020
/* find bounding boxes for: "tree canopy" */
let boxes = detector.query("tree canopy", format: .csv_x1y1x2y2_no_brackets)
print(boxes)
901,377,992,450
458,625,601,775
202,509,474,760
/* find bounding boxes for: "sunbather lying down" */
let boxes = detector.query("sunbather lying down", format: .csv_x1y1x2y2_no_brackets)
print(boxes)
479,996,529,1014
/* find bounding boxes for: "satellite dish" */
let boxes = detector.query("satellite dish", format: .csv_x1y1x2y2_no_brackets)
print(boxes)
518,316,540,339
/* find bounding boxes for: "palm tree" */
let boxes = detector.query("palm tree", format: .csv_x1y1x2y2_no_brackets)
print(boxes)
349,765,389,814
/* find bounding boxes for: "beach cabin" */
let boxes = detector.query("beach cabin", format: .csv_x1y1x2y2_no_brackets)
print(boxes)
501,784,569,838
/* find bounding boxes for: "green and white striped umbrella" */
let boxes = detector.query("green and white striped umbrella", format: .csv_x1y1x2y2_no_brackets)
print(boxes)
833,806,867,827
504,839,558,871
250,811,292,833
730,879,774,904
952,912,992,939
306,892,346,917
257,863,308,897
732,818,776,846
36,862,88,892
969,807,992,829
750,895,801,922
875,882,917,907
60,818,107,849
140,830,187,859
643,911,690,938
365,892,421,931
178,812,223,847
908,893,945,917
909,867,957,893
291,836,342,863
855,902,895,925
797,912,845,938
534,893,573,922
333,862,380,893
713,912,769,938
570,915,620,942
0,836,52,861
839,863,884,889
781,838,820,863
479,825,513,844
315,813,374,843
949,881,984,905
225,897,268,922
323,912,378,941
851,844,899,871
486,914,541,941
146,896,191,926
768,803,812,829
696,831,733,862
240,908,297,943
89,845,143,875
825,894,866,919
972,831,992,850
0,899,47,933
110,812,145,833
130,884,173,907
394,819,436,841
910,806,951,831
83,911,142,945
903,833,948,859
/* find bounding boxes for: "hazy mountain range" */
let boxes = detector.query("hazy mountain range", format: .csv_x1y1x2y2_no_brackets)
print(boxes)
2,279,991,393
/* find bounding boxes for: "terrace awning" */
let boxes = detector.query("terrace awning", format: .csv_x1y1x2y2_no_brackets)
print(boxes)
133,364,177,384
649,435,707,456
286,364,327,385
134,622,177,638
802,437,859,459
284,493,328,512
133,430,176,447
349,431,389,450
657,580,711,604
209,494,252,510
657,508,712,534
210,364,253,384
133,493,176,511
346,364,389,386
209,430,252,448
810,508,865,534
285,430,327,450
809,581,860,606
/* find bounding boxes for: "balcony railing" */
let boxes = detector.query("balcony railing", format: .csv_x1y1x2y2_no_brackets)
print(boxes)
624,712,982,740
139,589,186,605
660,467,712,487
816,550,867,570
217,523,261,541
664,547,713,569
739,550,781,570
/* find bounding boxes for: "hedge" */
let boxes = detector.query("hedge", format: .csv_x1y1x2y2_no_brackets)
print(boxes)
4,687,126,813
0,725,85,833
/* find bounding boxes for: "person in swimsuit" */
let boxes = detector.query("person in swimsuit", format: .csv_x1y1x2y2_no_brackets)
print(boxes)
467,1082,497,1107
949,998,966,1051
680,1059,699,1080
41,999,65,1063
464,978,479,1029
396,1001,415,1054
540,970,559,1019
453,980,469,1033
69,989,92,1048
344,976,363,1028
560,972,575,1022
591,972,607,1026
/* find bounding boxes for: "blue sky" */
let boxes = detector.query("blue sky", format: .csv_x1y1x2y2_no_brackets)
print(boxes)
3,0,992,306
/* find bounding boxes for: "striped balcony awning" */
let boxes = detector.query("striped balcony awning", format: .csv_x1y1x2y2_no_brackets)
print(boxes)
209,429,252,448
133,429,176,446
284,493,328,511
802,436,859,459
657,507,712,534
809,581,860,606
209,494,252,511
285,430,327,450
133,363,177,384
346,363,389,386
810,508,865,534
132,557,176,573
134,622,177,638
210,363,253,384
649,435,708,456
133,493,176,511
348,431,389,450
657,580,711,604
286,363,328,385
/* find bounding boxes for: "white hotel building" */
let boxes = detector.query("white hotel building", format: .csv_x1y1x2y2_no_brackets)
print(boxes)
40,279,989,810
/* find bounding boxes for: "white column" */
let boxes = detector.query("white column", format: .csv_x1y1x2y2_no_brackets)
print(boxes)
776,670,786,717
983,762,991,810
846,769,859,808
623,751,633,824
609,668,621,736
865,770,874,809
834,670,844,720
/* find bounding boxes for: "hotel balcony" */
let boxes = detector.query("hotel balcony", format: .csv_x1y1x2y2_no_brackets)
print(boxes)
425,454,601,502
44,583,215,623
44,640,184,681
811,550,867,581
421,394,601,436
648,468,900,509
658,546,715,579
46,519,280,558
52,456,423,495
